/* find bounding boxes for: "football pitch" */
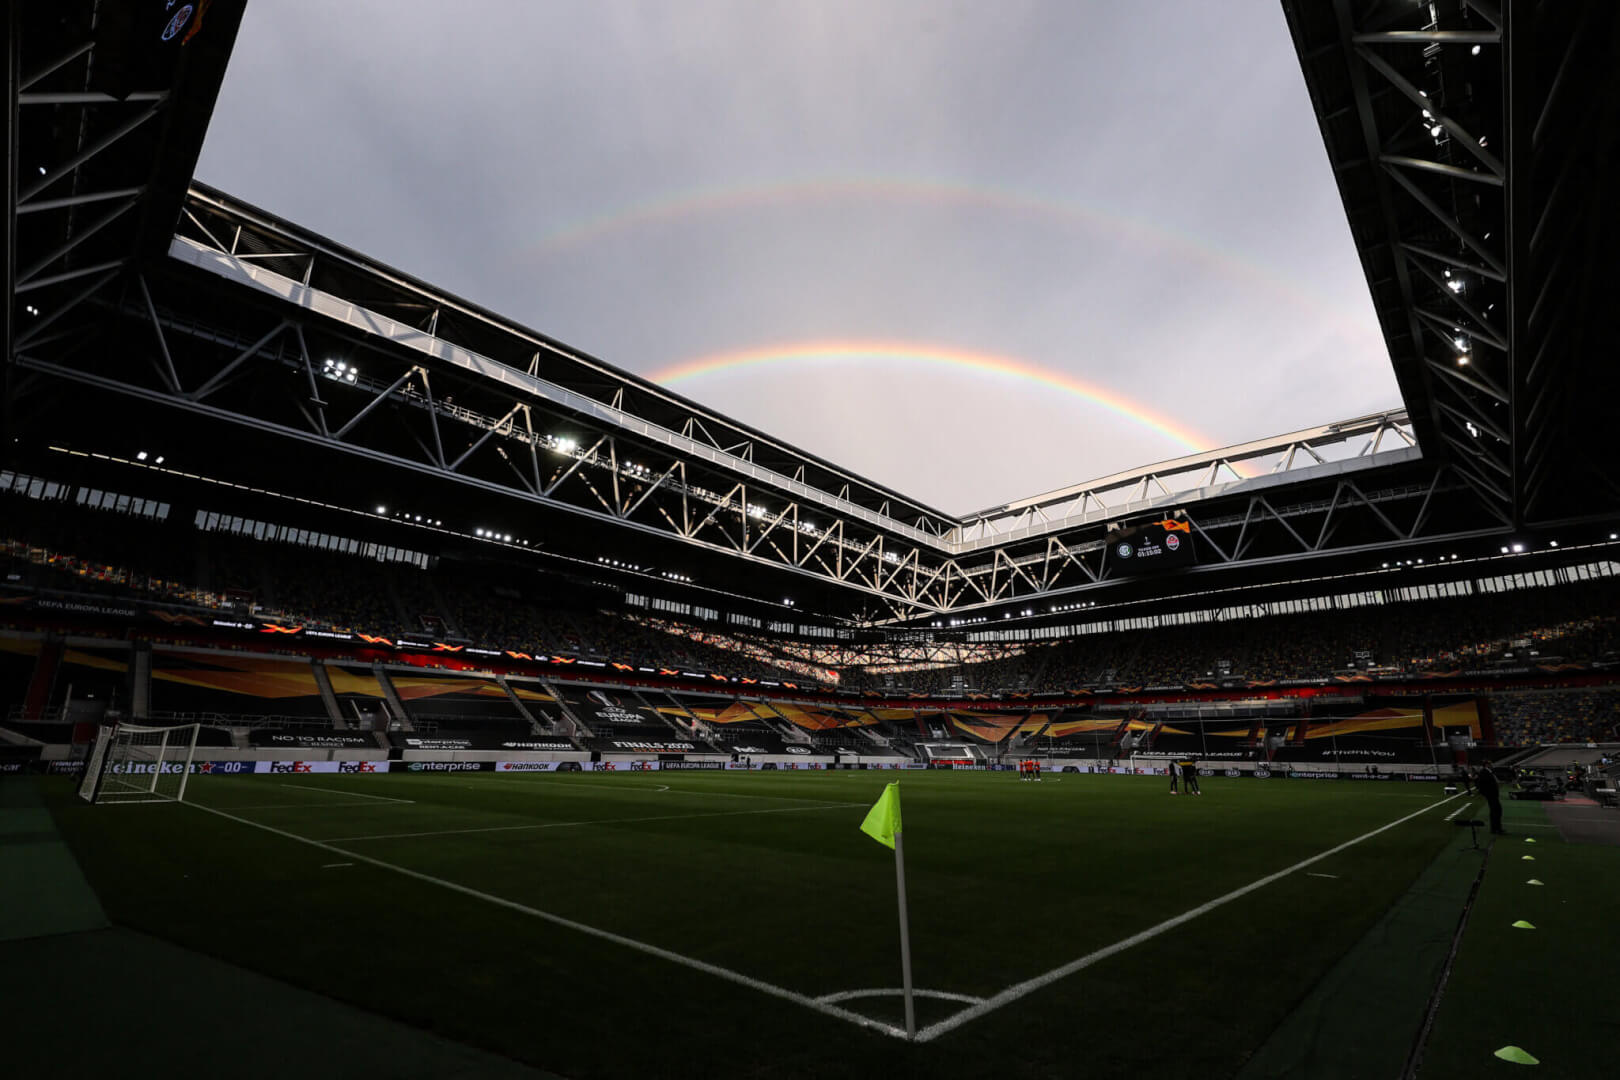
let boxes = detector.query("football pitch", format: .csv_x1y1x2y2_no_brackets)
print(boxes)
39,771,1557,1077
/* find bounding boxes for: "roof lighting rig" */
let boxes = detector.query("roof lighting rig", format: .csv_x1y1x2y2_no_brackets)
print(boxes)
1282,0,1620,528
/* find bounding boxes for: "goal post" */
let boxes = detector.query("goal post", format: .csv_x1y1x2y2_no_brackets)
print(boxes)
78,723,201,804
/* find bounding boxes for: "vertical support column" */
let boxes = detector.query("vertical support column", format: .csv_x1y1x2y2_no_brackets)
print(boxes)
22,636,63,721
130,642,152,720
2,1,20,466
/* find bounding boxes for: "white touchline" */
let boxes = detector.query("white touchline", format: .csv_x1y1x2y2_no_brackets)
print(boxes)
911,793,1465,1043
1305,872,1339,879
274,783,414,805
1444,801,1475,821
321,862,354,869
187,801,907,1040
322,801,868,843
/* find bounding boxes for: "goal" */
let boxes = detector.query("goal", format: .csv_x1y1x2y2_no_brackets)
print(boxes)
79,723,201,804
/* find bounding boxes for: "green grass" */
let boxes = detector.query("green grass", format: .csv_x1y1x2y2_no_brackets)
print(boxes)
46,771,1473,1078
1420,800,1620,1080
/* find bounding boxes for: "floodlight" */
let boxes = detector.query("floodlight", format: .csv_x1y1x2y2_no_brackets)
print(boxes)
1471,44,1481,55
1457,356,1469,366
136,451,148,460
1549,540,1558,547
1447,279,1464,292
154,456,164,465
1511,543,1524,553
1429,124,1444,138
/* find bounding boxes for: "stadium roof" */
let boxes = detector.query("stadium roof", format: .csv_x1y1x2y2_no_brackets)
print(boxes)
7,0,1618,625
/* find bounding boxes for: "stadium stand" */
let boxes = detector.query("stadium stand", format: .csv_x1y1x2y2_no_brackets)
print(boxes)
1489,688,1620,746
7,483,1619,699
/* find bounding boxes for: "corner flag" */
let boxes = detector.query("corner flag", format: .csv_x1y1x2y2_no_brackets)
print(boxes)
859,781,915,1037
860,782,902,849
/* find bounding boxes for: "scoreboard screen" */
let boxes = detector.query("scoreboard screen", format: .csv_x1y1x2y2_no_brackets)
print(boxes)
1105,517,1195,572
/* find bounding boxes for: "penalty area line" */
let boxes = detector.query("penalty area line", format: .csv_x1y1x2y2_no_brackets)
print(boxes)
913,793,1465,1044
185,801,909,1041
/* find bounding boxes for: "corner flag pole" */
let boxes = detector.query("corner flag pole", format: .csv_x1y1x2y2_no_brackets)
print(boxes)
860,781,915,1038
893,828,916,1039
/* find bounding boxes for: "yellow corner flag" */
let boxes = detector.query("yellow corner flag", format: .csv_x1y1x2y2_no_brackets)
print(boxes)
860,782,902,850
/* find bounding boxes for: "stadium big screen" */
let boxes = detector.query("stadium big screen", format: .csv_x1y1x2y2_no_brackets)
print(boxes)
1104,517,1195,572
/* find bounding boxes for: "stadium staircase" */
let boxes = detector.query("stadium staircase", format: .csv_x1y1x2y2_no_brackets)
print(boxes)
650,690,713,743
759,702,814,745
309,661,346,727
1108,715,1133,754
1142,718,1165,751
20,637,63,722
494,675,549,734
373,665,415,732
633,690,697,741
541,680,593,738
857,724,893,750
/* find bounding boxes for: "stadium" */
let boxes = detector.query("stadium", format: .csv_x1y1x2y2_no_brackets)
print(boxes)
4,2,1619,1077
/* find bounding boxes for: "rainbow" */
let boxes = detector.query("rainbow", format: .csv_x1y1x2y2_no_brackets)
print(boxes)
518,176,1382,348
649,341,1223,454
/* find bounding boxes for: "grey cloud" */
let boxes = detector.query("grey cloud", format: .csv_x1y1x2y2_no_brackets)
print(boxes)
199,0,1397,514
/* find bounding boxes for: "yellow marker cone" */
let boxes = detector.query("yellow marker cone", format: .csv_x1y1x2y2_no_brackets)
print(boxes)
1526,879,1544,885
1494,1045,1539,1065
1524,838,1536,844
1522,854,1535,860
1511,920,1536,929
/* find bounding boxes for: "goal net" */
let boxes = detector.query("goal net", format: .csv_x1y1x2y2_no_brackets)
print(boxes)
79,723,201,804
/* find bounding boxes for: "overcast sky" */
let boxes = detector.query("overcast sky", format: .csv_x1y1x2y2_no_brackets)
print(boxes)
197,1,1398,515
